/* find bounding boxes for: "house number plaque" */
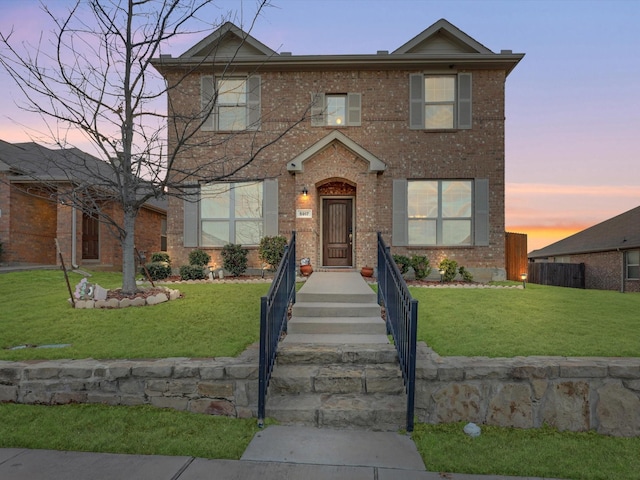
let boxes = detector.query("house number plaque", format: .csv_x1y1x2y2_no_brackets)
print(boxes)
296,209,312,219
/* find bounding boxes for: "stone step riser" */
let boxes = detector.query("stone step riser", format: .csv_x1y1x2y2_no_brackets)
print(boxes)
265,393,406,431
297,291,377,304
292,303,381,318
276,345,398,365
269,365,405,395
287,318,387,335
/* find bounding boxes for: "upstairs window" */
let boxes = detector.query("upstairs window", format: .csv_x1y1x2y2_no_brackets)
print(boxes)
409,73,472,130
311,93,361,127
626,250,640,279
201,75,261,131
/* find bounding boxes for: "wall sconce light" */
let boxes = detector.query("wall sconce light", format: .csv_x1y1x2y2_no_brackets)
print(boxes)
521,272,527,288
302,186,308,197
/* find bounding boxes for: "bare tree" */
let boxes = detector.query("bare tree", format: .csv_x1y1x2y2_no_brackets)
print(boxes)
0,0,307,294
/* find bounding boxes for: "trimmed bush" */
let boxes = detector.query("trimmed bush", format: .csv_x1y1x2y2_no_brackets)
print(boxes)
258,235,287,270
188,249,211,267
221,243,248,277
410,254,431,281
142,262,172,281
459,266,474,282
179,264,207,281
393,254,411,275
150,252,171,265
438,258,458,282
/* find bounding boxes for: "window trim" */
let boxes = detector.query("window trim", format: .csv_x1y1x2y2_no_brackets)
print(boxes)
201,75,261,132
311,92,362,127
392,178,489,247
409,72,472,130
626,250,640,280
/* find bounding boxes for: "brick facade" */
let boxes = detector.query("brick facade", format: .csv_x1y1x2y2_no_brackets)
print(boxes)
566,251,639,293
157,20,522,280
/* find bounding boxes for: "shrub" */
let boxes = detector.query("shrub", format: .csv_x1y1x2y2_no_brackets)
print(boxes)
142,262,172,281
179,264,207,281
393,254,411,275
459,266,474,282
438,258,458,282
188,249,211,267
410,254,431,281
221,243,248,277
150,252,171,265
258,235,287,270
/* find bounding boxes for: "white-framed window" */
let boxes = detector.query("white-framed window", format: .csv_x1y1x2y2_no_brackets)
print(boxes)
407,180,472,245
392,178,489,247
311,92,361,127
201,75,261,131
626,250,640,279
200,182,263,246
409,73,472,130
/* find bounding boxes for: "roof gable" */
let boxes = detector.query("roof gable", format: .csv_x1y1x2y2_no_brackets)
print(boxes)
529,205,640,258
393,18,493,55
180,21,277,58
287,131,386,173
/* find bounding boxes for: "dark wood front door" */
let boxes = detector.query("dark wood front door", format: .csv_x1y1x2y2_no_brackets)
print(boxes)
82,213,99,260
322,198,353,267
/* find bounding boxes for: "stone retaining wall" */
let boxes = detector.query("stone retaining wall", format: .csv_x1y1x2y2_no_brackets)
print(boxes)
1,343,639,437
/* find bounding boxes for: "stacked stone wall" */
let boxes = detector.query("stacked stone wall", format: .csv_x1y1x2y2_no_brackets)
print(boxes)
3,344,637,436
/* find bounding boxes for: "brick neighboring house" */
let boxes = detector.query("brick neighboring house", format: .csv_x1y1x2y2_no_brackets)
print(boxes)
528,206,640,293
0,140,167,270
152,19,523,281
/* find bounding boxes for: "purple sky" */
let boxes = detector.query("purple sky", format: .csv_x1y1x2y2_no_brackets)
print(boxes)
1,0,639,252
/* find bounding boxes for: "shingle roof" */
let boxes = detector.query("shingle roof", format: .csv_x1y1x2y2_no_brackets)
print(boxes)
528,206,640,258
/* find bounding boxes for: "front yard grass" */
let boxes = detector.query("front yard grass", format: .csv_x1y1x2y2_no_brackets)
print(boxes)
0,269,269,361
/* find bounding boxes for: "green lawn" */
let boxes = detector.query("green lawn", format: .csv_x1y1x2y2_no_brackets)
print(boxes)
410,283,640,357
0,269,269,361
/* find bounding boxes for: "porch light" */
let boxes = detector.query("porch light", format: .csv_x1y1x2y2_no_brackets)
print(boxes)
302,186,308,196
521,272,527,288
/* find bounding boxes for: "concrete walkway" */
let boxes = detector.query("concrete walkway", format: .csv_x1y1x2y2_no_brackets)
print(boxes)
0,427,564,479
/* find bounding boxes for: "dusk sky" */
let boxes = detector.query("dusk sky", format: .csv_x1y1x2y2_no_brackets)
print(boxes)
1,0,639,252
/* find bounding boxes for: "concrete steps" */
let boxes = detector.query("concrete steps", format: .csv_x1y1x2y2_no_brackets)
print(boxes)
266,272,407,431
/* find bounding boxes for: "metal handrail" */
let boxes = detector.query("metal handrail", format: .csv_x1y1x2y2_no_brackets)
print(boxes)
376,232,417,432
257,231,296,427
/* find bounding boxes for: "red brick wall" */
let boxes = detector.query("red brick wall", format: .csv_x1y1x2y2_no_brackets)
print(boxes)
165,67,508,279
569,250,640,293
7,184,57,264
0,173,11,263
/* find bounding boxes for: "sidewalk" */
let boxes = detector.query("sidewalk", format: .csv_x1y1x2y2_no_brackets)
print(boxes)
0,425,565,480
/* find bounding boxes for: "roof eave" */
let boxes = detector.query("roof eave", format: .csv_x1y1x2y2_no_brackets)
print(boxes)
151,53,524,76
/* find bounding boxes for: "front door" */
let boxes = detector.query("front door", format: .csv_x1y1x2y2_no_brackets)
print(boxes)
82,213,99,260
322,198,353,267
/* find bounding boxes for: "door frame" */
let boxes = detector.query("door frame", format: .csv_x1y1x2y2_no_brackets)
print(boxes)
321,195,355,267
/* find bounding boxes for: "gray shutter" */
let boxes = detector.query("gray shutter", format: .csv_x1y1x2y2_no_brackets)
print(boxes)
183,186,200,247
310,93,325,127
457,73,472,129
263,178,279,236
392,179,408,246
201,76,215,130
474,178,489,246
409,74,424,130
346,93,361,126
247,75,261,131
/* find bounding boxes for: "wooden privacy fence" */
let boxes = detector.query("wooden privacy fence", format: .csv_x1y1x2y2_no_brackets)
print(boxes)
528,262,585,289
505,232,528,281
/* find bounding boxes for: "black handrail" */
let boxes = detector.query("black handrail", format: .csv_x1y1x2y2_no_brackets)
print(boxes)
257,231,297,427
376,232,417,432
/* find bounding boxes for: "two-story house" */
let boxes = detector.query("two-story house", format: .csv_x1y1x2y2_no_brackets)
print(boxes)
152,19,523,281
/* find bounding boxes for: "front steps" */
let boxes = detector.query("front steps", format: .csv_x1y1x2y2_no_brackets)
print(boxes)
266,272,407,431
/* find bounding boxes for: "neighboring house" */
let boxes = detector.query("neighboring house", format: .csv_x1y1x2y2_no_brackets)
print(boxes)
0,140,167,270
528,206,640,293
152,19,523,281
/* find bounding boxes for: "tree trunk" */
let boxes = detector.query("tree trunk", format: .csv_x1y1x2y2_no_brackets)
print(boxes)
121,208,138,294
